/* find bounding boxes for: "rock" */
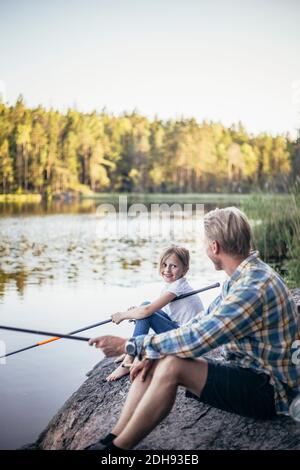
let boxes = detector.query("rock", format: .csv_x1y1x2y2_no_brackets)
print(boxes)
25,289,300,450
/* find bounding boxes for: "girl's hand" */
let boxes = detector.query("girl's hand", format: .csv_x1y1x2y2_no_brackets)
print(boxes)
111,312,125,324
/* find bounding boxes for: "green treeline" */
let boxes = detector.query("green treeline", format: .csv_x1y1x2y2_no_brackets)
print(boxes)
0,96,299,195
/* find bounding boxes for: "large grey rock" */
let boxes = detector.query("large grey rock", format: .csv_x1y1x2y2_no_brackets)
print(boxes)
26,289,300,450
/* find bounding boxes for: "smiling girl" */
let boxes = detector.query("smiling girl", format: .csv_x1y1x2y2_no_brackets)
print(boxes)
106,245,204,381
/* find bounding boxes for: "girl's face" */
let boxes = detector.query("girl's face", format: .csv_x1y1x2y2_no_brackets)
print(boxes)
160,253,187,283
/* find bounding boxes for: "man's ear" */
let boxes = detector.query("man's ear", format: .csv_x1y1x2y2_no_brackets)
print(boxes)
211,240,220,255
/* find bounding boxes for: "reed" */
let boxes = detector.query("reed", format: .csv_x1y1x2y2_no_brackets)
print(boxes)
242,189,300,287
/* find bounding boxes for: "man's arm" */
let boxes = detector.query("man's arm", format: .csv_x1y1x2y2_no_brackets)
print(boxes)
135,283,264,360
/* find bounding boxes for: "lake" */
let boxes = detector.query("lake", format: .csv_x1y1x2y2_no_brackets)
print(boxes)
0,196,229,449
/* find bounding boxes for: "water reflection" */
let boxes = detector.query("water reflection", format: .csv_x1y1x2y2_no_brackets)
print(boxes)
0,268,28,298
0,214,203,298
0,199,96,217
0,198,232,299
0,196,225,218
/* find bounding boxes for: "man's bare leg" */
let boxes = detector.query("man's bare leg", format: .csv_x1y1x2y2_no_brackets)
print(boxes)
114,356,208,449
112,360,160,436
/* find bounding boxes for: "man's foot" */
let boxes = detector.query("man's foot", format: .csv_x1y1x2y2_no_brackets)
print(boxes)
101,433,117,445
85,433,117,450
85,441,126,452
85,441,107,450
106,363,130,382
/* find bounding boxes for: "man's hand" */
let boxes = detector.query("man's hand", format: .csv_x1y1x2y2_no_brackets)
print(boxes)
111,312,126,325
130,357,155,382
88,335,126,357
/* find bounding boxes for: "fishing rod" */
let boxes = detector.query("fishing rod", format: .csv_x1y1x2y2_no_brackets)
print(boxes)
0,319,112,359
0,325,91,341
171,282,220,301
0,281,220,359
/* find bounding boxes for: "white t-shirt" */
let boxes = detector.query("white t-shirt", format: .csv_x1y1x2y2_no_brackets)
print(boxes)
161,277,204,325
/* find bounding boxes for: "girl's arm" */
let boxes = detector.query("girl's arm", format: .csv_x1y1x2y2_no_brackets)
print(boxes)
111,291,176,324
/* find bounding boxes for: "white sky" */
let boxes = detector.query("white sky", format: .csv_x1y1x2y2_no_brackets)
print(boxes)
1,0,300,136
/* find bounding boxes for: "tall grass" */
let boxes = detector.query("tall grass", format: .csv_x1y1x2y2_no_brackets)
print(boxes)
241,189,300,287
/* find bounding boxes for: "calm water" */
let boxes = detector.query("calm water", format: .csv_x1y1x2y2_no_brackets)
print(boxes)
0,199,224,449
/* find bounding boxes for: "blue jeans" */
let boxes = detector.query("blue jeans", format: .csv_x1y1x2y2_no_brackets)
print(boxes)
133,301,179,337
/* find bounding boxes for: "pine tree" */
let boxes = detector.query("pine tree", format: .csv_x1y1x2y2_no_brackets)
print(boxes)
0,139,13,193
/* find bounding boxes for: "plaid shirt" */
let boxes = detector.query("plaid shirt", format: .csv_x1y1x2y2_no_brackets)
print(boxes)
135,252,300,415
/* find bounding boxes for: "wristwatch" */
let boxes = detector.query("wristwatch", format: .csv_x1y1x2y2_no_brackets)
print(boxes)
125,338,137,357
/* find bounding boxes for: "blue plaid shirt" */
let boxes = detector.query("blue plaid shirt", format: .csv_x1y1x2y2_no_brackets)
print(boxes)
135,252,300,415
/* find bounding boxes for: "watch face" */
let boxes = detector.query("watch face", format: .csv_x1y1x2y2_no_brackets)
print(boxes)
126,341,136,355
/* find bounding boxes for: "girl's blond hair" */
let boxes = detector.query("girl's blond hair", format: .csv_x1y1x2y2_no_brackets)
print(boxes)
159,245,190,274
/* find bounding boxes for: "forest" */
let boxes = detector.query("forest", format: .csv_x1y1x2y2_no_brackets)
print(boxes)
0,96,299,195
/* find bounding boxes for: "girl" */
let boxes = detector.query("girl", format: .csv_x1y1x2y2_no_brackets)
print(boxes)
106,245,204,381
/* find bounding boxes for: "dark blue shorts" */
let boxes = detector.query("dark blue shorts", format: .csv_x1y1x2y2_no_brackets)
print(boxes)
185,359,277,419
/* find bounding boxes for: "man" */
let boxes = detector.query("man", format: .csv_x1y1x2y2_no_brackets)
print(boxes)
87,207,300,451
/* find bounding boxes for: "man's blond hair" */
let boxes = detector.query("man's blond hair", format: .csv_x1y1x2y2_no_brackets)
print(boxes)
204,207,252,257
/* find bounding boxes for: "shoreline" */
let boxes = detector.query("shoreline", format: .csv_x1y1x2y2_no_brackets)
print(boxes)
0,191,292,204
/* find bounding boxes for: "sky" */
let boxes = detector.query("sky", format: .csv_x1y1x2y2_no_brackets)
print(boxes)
0,0,300,136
